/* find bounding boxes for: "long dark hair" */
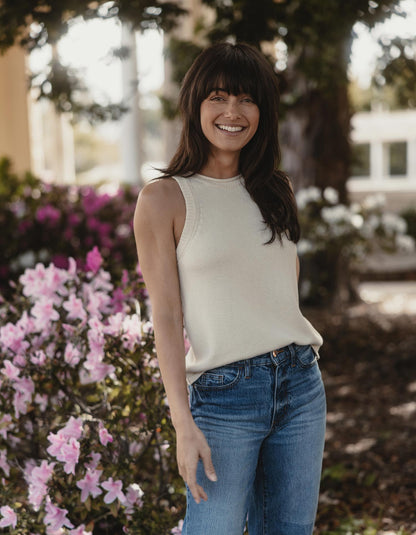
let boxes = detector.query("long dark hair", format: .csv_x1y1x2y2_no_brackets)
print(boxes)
159,42,300,244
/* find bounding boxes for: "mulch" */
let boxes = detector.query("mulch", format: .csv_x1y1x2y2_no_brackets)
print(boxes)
306,305,416,534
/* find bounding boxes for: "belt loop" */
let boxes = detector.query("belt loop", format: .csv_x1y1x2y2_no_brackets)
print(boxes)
289,343,297,367
244,359,251,379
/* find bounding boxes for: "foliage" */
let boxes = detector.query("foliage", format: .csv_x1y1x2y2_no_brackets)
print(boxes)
0,158,139,295
373,36,416,109
0,250,185,534
166,0,405,202
400,207,416,241
296,186,414,305
0,0,187,123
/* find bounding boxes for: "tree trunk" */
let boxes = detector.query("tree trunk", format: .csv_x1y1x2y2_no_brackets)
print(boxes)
280,59,352,204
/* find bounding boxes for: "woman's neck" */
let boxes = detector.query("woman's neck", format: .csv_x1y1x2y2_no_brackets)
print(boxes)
199,152,240,179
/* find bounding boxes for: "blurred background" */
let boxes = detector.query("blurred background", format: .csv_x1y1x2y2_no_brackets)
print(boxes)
0,0,416,533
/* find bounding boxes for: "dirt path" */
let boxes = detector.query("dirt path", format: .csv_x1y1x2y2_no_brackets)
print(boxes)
307,305,416,534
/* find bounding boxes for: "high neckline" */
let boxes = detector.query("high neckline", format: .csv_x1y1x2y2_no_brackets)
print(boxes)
193,173,242,183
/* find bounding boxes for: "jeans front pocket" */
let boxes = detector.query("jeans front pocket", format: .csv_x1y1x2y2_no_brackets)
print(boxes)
192,365,242,390
295,344,319,369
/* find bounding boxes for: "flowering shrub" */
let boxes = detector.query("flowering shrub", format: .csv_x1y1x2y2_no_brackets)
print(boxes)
0,158,140,294
296,187,415,305
0,250,185,534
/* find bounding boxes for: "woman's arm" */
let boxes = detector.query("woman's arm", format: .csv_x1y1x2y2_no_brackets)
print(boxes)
133,179,217,504
296,254,300,281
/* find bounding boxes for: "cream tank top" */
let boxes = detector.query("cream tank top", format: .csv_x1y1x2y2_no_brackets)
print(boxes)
172,173,323,385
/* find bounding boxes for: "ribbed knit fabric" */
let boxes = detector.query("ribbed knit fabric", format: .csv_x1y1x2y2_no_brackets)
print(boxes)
172,173,323,385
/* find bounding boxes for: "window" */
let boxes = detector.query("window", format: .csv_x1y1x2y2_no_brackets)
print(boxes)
351,143,370,177
389,142,407,176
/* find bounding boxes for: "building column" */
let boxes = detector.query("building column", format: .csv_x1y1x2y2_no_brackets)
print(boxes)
408,138,416,182
370,140,386,182
120,22,145,186
0,46,31,173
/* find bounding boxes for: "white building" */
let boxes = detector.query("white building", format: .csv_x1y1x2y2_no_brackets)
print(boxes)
348,109,416,212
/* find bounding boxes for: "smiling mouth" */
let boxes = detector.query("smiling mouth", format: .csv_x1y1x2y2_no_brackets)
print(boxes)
216,124,246,133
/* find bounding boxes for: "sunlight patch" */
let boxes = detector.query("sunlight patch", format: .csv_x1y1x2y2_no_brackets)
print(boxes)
390,401,416,418
345,438,376,454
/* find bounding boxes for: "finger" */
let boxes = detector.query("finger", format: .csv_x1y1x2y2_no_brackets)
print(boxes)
201,448,217,482
188,479,203,504
196,484,208,502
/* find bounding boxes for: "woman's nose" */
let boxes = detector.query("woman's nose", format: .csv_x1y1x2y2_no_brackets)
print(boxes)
223,99,241,118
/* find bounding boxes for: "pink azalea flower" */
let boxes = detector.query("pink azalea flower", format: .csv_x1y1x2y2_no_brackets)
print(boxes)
104,313,124,335
111,287,125,314
0,449,10,477
81,357,115,384
122,314,141,351
0,506,17,529
63,294,87,322
0,322,29,354
98,427,113,446
0,414,13,439
124,483,144,509
60,438,80,475
35,393,48,412
85,290,108,318
67,257,78,278
76,469,103,502
20,263,68,303
89,270,113,293
30,350,46,366
86,246,103,274
84,452,101,470
13,377,35,417
171,520,183,534
13,354,26,367
30,460,55,486
1,359,20,380
31,298,59,330
101,477,125,504
16,310,35,335
20,263,47,298
26,460,55,511
61,417,83,440
36,204,60,224
44,498,74,531
46,431,67,458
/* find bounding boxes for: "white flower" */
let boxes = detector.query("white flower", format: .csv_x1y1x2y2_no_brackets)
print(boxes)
381,213,407,235
323,187,339,205
115,224,130,238
296,187,321,209
321,205,351,225
362,193,386,210
351,214,364,229
395,234,415,252
17,251,36,269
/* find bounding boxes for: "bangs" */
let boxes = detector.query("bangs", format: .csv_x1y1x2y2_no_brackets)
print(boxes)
200,50,263,104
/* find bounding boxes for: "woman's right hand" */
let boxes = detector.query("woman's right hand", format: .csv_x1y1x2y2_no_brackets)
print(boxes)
176,421,217,504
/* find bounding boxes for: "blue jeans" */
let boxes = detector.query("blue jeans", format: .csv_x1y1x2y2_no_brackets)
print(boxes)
182,343,326,535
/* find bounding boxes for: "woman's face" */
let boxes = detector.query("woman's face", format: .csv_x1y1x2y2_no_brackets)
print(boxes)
200,89,260,159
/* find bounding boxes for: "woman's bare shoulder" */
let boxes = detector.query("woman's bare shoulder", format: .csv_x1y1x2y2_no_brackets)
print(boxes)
138,177,182,210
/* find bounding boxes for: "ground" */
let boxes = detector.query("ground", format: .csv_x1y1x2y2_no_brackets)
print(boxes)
307,293,416,535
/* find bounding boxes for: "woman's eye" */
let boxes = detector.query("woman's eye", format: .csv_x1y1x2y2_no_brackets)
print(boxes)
210,96,224,101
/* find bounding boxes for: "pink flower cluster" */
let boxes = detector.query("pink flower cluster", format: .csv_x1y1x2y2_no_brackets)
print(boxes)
0,249,151,532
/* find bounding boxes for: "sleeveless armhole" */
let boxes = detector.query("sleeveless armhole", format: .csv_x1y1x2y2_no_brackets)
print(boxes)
171,176,198,259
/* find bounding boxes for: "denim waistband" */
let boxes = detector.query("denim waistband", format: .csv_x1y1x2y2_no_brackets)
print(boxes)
223,343,306,368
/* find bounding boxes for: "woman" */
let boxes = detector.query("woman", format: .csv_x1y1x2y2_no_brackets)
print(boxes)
133,42,326,535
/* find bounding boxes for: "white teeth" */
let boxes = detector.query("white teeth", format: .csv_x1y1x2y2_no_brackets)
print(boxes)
217,125,244,132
